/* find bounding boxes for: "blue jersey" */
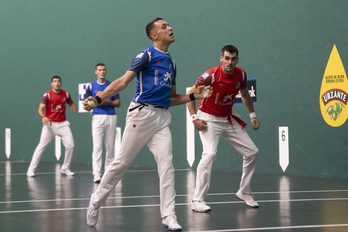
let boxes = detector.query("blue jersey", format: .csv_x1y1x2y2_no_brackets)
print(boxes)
129,45,176,109
85,80,120,115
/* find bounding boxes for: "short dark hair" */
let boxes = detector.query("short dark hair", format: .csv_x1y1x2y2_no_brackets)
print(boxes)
51,76,61,83
146,17,163,40
95,63,106,70
221,45,239,57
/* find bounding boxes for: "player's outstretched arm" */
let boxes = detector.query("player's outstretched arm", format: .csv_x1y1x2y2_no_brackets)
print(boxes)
102,98,121,108
170,85,213,107
83,70,136,112
240,87,260,130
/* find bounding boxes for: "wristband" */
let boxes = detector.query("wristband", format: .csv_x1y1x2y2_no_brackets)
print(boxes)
189,93,196,101
191,114,198,122
41,115,46,119
95,96,102,104
249,112,257,119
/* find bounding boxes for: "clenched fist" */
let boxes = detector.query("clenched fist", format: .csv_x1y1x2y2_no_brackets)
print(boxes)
251,118,260,130
193,119,208,131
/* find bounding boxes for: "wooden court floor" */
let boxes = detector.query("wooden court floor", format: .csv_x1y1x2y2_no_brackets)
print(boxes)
1,160,348,232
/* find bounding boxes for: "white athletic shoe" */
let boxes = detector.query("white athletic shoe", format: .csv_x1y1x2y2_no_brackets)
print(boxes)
86,193,100,227
161,214,182,231
93,174,101,183
191,200,211,212
26,169,35,177
236,191,259,208
61,169,75,176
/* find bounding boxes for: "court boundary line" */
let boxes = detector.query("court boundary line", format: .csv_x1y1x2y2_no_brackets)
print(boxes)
190,224,348,232
1,190,348,204
1,197,348,214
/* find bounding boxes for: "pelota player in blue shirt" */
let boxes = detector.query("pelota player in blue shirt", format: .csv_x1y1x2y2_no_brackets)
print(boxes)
83,17,212,231
85,63,120,183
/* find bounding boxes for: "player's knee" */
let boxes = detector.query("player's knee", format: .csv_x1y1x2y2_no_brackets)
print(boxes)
246,147,259,160
65,142,75,150
202,152,217,162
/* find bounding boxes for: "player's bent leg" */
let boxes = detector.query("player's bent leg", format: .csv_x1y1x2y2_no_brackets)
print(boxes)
28,125,56,174
239,147,258,193
223,121,259,207
193,117,222,203
91,117,150,208
193,152,216,202
86,146,141,226
59,122,75,175
104,115,117,169
148,125,176,217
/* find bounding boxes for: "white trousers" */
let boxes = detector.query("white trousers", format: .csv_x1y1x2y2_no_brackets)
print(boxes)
91,114,117,175
193,111,259,201
92,102,176,218
28,121,74,171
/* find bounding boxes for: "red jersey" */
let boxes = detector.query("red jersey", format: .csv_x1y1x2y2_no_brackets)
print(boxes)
195,65,247,117
41,89,73,122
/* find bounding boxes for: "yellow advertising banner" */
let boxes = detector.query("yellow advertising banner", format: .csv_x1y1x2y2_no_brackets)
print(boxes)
320,45,348,127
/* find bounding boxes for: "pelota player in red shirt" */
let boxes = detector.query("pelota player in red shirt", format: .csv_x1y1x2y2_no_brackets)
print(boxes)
26,76,77,177
187,45,260,212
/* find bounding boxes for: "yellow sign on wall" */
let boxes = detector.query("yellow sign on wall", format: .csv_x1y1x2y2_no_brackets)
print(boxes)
320,45,348,127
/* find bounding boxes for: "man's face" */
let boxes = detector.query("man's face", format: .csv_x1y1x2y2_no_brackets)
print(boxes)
51,78,62,91
220,51,239,75
152,20,174,44
95,65,107,80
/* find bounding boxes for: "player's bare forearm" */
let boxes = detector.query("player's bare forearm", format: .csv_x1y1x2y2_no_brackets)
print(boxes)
170,94,192,106
186,85,197,115
170,85,212,107
69,103,77,112
102,99,121,108
38,104,49,124
240,87,255,114
38,104,46,117
98,70,136,101
240,87,260,130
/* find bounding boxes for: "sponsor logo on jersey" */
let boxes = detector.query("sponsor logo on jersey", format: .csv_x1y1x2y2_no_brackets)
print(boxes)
223,94,233,101
320,45,348,127
202,73,209,80
160,72,173,88
235,82,240,89
219,94,234,105
53,104,63,112
136,53,144,59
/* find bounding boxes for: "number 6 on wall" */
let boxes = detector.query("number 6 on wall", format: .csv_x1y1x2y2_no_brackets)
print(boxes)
279,127,289,172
